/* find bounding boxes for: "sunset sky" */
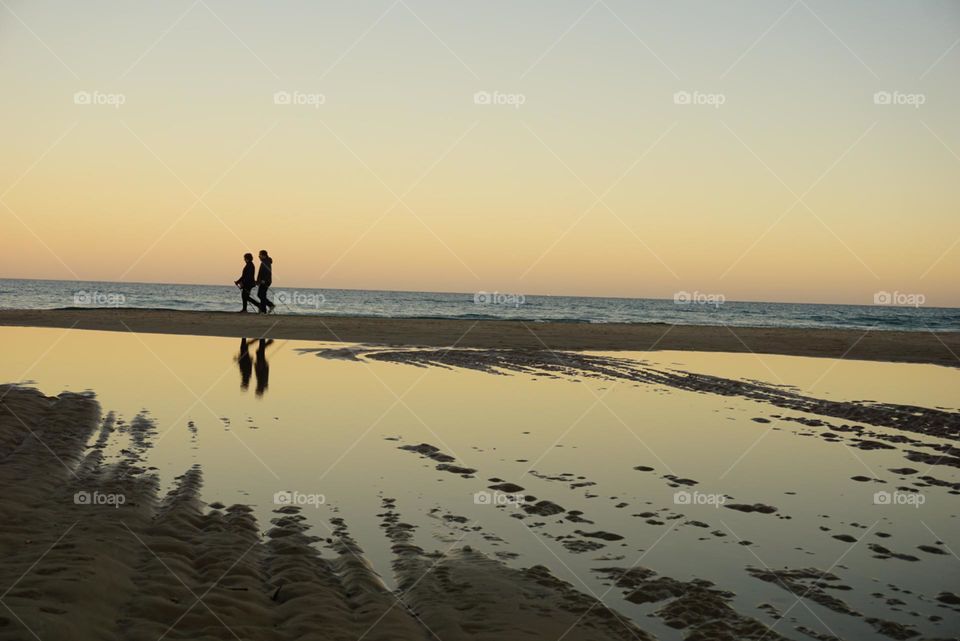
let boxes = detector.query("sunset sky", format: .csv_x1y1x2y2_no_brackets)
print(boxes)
1,0,958,306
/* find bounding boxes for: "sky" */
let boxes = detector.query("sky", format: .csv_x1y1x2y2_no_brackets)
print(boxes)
1,0,958,306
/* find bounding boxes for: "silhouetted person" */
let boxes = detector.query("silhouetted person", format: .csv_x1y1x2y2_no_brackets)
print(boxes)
237,338,252,390
256,250,275,314
254,338,273,396
234,253,258,312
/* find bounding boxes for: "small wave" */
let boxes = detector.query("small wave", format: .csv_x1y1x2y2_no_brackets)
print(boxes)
2,279,958,332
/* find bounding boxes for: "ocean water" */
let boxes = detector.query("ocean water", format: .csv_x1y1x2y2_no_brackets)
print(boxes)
0,278,957,332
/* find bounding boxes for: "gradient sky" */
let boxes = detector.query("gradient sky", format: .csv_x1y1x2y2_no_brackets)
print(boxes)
1,0,958,305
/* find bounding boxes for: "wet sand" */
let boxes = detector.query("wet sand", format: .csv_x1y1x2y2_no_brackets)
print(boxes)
2,333,959,640
301,346,960,443
0,385,651,641
1,308,958,367
4,380,954,641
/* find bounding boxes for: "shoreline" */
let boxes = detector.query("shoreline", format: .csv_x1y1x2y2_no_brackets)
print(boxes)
1,308,958,367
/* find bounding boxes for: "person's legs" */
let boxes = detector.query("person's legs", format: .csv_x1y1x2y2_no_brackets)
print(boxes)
264,286,275,311
241,288,258,312
257,285,273,313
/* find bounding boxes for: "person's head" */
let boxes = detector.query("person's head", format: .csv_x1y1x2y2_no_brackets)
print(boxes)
259,250,269,260
243,253,253,262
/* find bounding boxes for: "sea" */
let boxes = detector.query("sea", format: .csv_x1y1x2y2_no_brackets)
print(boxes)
0,278,956,332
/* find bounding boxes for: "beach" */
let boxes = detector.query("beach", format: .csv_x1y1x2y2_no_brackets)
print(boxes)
1,325,958,641
0,385,649,641
1,308,958,367
4,0,958,638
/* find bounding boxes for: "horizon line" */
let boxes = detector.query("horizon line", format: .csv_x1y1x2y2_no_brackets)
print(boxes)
1,276,958,311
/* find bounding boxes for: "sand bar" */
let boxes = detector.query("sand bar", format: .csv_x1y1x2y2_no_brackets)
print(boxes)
1,308,958,367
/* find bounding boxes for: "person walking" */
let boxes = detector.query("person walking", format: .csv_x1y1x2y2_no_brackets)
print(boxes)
234,253,258,312
256,249,275,314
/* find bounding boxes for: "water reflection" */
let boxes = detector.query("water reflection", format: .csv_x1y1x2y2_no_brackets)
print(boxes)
237,339,253,390
237,338,274,396
1,328,957,640
254,339,273,397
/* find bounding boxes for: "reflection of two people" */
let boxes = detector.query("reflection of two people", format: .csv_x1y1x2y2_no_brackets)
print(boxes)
237,338,274,396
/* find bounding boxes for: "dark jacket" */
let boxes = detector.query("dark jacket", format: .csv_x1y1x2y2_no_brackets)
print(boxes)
257,257,273,286
237,263,255,289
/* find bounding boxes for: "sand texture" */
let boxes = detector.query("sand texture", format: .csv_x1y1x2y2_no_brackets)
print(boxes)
0,385,652,641
1,308,958,367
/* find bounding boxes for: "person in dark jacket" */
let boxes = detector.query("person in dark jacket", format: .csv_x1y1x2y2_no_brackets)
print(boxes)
256,250,275,314
234,253,258,312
